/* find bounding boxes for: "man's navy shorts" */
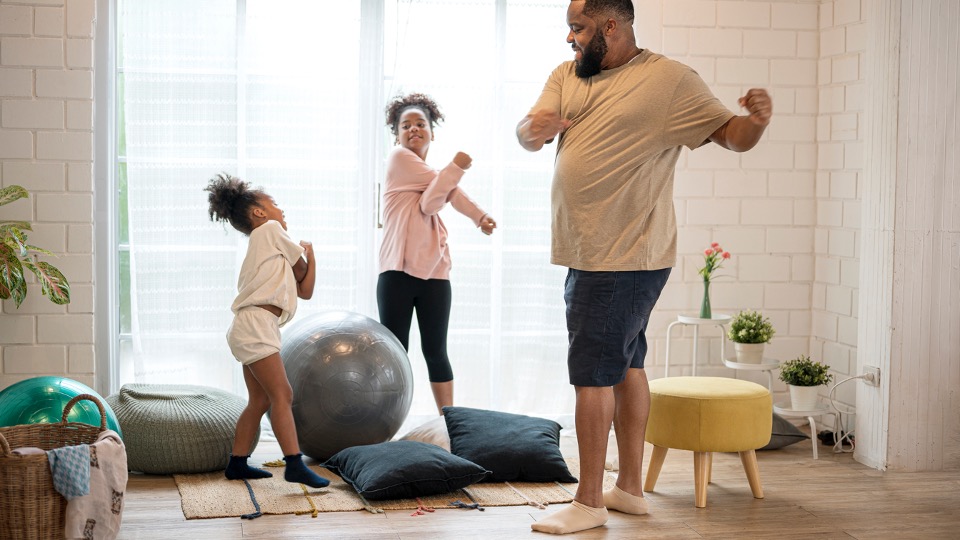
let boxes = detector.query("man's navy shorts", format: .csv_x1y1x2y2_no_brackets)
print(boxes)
564,267,671,387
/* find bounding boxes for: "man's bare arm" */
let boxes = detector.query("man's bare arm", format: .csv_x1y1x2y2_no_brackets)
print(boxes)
709,88,772,152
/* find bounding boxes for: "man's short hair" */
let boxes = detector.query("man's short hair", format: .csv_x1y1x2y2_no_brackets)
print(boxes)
582,0,635,23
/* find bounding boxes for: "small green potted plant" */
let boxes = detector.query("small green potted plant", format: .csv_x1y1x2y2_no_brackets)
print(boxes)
778,355,833,410
1,185,70,307
726,309,775,364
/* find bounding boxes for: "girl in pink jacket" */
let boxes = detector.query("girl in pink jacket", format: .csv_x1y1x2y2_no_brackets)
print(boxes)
377,93,497,415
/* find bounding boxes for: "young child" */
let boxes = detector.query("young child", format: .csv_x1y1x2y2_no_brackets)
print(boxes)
377,92,497,415
205,173,328,489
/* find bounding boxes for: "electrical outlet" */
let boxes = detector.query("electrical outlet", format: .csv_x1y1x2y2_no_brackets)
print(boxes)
863,365,880,386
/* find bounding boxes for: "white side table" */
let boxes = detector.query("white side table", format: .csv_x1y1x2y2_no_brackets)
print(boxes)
773,402,833,460
664,313,731,376
723,357,780,390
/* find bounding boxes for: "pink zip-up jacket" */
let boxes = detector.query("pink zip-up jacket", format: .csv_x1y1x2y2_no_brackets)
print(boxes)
378,147,488,280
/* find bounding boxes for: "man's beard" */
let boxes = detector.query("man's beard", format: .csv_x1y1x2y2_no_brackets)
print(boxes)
575,31,607,78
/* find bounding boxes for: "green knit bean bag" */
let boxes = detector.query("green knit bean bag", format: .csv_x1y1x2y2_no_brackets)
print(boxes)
106,384,258,474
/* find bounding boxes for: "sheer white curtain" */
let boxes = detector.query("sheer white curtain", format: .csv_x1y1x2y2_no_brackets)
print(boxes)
118,0,573,415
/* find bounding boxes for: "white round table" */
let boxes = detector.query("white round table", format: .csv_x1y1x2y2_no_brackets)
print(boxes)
773,401,833,460
664,313,731,376
723,357,780,390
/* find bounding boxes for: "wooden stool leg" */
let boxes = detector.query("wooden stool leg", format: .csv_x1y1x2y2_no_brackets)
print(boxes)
739,450,764,499
706,451,713,484
643,445,668,492
694,451,709,508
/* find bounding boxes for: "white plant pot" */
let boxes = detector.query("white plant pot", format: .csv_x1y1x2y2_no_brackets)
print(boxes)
733,342,765,364
788,384,820,411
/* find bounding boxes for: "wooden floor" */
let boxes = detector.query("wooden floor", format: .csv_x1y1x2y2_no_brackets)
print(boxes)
117,427,960,539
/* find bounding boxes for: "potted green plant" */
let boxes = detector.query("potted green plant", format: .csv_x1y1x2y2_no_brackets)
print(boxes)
778,355,833,410
726,309,775,364
1,185,70,307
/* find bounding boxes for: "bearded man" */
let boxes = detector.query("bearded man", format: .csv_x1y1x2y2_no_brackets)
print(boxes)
516,0,772,534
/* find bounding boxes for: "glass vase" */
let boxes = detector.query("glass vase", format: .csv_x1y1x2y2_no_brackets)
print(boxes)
699,279,712,319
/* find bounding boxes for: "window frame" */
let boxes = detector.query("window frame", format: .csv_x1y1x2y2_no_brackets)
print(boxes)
95,0,573,414
94,0,118,393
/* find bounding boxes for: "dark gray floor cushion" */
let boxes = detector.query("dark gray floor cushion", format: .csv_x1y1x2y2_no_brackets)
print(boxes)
760,412,810,450
442,406,577,483
321,440,489,500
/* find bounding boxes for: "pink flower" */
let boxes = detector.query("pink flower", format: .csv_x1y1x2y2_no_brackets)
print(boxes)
698,243,732,282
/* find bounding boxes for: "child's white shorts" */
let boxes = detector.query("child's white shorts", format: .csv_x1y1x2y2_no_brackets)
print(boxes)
227,306,281,365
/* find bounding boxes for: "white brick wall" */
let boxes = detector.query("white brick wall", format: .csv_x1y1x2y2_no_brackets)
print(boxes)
0,6,33,35
771,3,818,30
34,7,64,37
2,99,64,129
646,0,863,414
0,0,96,389
648,1,820,403
811,0,864,412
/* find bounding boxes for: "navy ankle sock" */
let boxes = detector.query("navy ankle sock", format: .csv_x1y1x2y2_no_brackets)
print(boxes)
283,453,329,488
225,455,273,480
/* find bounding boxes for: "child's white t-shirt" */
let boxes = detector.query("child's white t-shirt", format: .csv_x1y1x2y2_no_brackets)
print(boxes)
230,220,305,326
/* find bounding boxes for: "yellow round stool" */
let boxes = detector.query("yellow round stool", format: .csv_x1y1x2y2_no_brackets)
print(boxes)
643,376,772,508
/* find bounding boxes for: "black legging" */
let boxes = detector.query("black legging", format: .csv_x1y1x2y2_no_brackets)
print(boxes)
376,270,453,382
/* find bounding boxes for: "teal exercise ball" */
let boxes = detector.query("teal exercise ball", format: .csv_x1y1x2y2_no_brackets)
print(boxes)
0,376,122,436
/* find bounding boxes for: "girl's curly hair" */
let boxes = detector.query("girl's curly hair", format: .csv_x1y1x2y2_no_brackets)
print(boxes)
385,92,444,137
204,172,264,236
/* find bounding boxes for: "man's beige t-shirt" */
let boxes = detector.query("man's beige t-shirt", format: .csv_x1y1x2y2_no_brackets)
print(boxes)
531,49,734,271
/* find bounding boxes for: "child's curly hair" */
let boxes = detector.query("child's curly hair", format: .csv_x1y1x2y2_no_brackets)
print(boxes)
205,172,264,236
385,92,444,137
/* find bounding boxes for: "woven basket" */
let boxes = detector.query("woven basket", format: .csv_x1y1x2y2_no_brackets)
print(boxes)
0,394,108,540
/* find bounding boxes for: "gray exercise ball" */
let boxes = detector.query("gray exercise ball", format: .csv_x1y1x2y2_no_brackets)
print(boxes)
275,311,413,461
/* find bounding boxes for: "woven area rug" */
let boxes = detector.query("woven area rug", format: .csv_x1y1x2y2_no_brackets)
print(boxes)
175,458,614,519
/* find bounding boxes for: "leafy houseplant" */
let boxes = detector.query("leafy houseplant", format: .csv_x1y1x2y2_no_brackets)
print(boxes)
778,355,833,410
1,185,70,307
727,309,775,364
